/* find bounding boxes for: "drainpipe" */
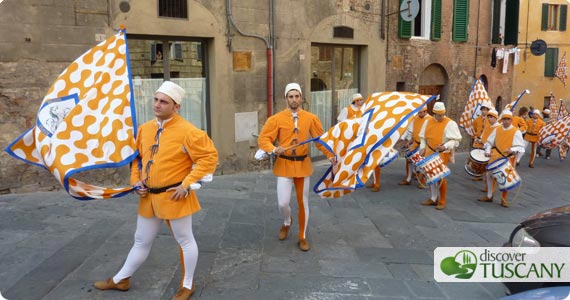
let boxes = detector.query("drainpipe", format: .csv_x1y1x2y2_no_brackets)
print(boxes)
226,0,274,116
473,0,481,79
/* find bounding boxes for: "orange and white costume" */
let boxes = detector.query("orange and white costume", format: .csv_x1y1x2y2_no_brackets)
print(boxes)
524,111,546,167
484,118,524,205
419,102,461,209
258,107,332,242
112,82,218,293
512,114,528,164
400,111,433,185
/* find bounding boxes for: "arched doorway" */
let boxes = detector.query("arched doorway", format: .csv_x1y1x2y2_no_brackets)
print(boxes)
496,96,503,113
419,64,449,114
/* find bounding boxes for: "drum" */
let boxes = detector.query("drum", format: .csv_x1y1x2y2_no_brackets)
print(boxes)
486,158,521,191
379,148,399,168
464,149,490,177
416,153,451,185
405,147,423,164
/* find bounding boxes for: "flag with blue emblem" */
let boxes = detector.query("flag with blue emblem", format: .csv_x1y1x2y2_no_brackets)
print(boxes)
4,28,138,200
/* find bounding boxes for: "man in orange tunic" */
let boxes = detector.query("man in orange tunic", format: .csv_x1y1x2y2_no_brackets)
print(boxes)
418,102,461,210
524,109,546,168
94,81,218,300
474,109,500,192
480,110,524,207
472,101,493,149
337,93,364,122
258,83,334,251
399,105,432,188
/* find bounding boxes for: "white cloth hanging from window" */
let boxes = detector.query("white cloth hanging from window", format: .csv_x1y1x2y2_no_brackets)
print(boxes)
502,50,509,73
513,48,520,65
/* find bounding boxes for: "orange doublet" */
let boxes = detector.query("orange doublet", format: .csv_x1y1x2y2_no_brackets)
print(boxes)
131,114,218,219
258,109,332,177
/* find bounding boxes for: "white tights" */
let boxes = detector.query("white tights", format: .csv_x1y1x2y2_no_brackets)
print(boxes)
113,214,198,289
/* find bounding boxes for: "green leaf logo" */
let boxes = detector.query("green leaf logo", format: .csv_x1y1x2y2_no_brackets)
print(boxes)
440,250,477,279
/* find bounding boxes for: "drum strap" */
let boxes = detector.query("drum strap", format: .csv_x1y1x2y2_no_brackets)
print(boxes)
493,146,512,158
427,143,437,153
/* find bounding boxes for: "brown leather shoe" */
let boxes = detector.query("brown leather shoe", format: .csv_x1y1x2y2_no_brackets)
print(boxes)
478,196,493,202
417,183,428,189
94,277,130,291
172,283,195,300
529,164,534,168
371,186,380,192
501,202,509,208
421,199,436,206
298,239,310,251
366,182,374,188
278,219,292,241
471,177,482,181
398,179,411,185
435,204,446,210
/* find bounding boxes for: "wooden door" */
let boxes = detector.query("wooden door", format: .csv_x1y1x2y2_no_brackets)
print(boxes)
419,85,443,115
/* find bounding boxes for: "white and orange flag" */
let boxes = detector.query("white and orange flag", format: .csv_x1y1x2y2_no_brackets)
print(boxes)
458,78,491,136
4,29,137,200
538,101,570,150
313,92,436,198
556,101,570,160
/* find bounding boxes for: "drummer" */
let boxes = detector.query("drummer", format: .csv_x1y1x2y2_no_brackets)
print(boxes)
418,102,462,210
474,109,500,192
480,110,525,208
400,104,432,188
471,101,493,181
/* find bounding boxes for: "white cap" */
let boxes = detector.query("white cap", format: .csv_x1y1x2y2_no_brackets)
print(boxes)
156,81,185,104
487,109,498,118
481,101,493,109
500,110,513,119
543,109,551,114
533,109,542,116
284,83,302,97
433,102,446,114
352,93,363,103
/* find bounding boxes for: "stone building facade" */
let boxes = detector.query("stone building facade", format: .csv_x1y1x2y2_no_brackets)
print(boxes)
385,0,515,149
0,0,387,193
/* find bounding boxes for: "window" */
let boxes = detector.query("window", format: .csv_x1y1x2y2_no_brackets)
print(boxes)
491,0,520,45
542,4,567,31
398,0,441,40
452,0,469,42
158,0,188,19
151,42,183,62
545,48,559,77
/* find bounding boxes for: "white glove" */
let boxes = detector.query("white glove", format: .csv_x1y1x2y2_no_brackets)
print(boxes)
254,148,269,160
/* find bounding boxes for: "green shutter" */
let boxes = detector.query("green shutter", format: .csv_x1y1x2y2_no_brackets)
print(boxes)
452,0,469,42
560,5,567,31
542,4,549,31
545,48,559,77
399,0,412,39
431,0,442,40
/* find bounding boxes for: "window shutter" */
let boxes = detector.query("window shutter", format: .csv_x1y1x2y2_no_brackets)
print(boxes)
545,48,559,77
431,0,442,40
560,5,568,31
452,0,469,42
150,43,156,62
542,4,549,31
399,0,412,39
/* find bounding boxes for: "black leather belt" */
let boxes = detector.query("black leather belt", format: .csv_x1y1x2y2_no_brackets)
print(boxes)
144,182,182,194
526,133,537,136
279,155,307,161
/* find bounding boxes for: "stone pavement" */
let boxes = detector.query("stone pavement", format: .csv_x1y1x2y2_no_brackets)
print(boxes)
0,152,568,300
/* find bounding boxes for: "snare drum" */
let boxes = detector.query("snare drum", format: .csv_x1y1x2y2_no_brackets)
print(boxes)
464,149,490,177
416,153,451,185
379,148,399,167
486,158,521,191
405,147,423,164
